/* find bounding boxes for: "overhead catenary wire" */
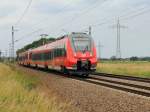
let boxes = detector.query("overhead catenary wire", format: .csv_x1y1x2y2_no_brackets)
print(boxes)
15,0,33,26
28,0,109,35
53,0,110,32
16,1,150,44
24,0,75,31
119,6,149,19
33,0,107,29
120,8,150,21
15,0,77,42
83,6,150,30
15,0,109,43
15,28,42,43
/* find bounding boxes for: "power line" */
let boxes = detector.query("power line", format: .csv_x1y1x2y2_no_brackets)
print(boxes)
23,0,77,32
71,0,108,20
97,41,103,59
120,8,150,21
16,0,108,42
12,0,33,58
11,26,15,61
82,6,150,30
15,0,33,26
119,6,148,18
57,0,109,30
14,0,76,41
15,29,42,43
34,0,109,35
93,7,150,27
16,1,150,44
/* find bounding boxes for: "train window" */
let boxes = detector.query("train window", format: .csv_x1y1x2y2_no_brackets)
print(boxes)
49,52,51,60
30,48,66,62
57,48,60,57
44,53,47,60
29,53,32,59
31,54,35,60
52,50,54,59
40,53,42,60
37,54,39,60
72,37,91,52
71,34,92,53
44,52,49,60
55,49,57,57
63,48,66,56
54,49,57,58
41,53,43,60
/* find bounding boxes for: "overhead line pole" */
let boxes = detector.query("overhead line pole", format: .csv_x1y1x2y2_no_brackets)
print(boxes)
89,26,92,36
98,41,103,60
116,19,121,59
98,41,101,60
111,18,127,59
9,43,11,60
11,26,18,63
12,26,15,62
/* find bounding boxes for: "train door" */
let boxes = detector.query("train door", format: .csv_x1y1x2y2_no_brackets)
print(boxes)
51,49,54,69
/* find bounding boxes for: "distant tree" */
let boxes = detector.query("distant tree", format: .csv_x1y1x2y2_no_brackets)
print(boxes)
140,57,150,61
0,51,1,61
110,56,117,61
130,56,139,61
16,37,55,55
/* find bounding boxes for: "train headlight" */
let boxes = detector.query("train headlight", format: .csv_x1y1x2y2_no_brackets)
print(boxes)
90,52,93,56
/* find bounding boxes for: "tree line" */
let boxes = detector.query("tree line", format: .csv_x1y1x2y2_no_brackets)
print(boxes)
16,37,55,55
101,56,150,61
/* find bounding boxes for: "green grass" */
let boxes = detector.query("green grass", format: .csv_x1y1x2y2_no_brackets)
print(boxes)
0,63,71,112
97,61,150,78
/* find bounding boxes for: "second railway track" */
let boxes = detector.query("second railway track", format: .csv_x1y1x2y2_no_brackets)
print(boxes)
93,72,150,83
80,73,150,97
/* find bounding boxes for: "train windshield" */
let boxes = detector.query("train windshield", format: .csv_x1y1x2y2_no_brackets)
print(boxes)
72,34,92,52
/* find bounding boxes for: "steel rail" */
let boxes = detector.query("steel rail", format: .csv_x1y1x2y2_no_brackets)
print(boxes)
93,72,150,83
89,76,150,91
79,78,150,97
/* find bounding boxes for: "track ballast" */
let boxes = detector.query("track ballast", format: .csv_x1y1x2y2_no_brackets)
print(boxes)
85,72,150,97
20,65,150,97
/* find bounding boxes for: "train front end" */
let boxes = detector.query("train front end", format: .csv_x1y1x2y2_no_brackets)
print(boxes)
67,33,97,76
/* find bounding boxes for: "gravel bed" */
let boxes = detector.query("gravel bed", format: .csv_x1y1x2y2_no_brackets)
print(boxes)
20,67,150,112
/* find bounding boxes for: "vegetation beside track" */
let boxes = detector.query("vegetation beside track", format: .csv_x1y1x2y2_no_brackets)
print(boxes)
0,63,71,112
97,61,150,78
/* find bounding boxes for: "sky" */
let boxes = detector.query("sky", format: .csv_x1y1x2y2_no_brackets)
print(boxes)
0,0,150,58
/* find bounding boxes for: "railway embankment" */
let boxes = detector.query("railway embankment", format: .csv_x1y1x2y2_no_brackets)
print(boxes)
18,65,150,112
0,63,75,112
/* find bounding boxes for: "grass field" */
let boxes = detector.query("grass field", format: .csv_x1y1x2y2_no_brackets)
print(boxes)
0,63,71,112
97,61,150,78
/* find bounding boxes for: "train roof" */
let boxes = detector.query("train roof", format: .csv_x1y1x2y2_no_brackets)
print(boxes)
69,32,91,38
30,36,67,53
18,32,91,54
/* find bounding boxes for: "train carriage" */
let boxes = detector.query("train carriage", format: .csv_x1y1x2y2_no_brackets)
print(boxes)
18,32,97,76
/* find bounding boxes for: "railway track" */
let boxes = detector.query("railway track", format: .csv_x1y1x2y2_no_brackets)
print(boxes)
21,66,150,97
81,73,150,97
93,72,150,83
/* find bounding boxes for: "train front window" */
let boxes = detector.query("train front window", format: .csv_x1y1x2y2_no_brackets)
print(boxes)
72,35,92,52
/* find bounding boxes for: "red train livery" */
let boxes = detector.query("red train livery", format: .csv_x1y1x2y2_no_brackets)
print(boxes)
18,33,97,76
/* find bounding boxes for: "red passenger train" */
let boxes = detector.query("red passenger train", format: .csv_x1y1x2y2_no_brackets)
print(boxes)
18,32,97,76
